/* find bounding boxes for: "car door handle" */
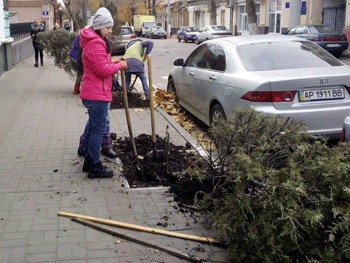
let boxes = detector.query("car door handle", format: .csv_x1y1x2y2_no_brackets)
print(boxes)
209,75,217,81
189,72,194,76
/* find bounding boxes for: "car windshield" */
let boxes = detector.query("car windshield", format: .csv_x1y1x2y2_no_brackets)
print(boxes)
237,41,343,71
211,26,227,31
152,26,163,31
121,27,133,35
185,27,198,32
309,25,336,34
144,22,155,28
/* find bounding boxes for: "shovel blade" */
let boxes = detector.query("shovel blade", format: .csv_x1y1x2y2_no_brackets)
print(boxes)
147,150,165,163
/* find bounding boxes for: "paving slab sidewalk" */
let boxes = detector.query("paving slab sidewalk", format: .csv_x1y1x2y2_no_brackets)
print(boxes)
0,55,228,263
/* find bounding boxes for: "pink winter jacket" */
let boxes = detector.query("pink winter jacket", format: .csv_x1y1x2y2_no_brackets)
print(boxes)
79,28,123,102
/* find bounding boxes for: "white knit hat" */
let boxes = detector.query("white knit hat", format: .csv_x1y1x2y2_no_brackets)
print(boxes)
92,8,114,30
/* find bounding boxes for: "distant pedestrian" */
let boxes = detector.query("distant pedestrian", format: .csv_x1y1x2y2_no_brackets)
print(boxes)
79,7,127,178
53,22,60,30
30,19,45,67
124,39,153,100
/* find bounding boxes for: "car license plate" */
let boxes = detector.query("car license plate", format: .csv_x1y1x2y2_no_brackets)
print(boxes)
299,88,345,102
326,44,341,48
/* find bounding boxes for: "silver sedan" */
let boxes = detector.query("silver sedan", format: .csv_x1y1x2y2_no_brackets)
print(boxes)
196,25,232,45
167,35,350,139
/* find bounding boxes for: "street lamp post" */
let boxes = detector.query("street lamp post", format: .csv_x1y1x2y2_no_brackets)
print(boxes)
167,0,170,36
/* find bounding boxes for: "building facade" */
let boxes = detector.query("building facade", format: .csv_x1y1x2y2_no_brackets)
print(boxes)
8,0,56,30
177,0,350,41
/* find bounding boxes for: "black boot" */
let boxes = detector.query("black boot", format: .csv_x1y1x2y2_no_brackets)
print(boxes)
34,60,38,67
41,61,44,66
101,148,118,158
88,161,113,179
82,156,91,172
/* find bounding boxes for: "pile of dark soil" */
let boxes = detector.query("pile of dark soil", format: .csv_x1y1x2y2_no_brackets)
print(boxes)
112,134,208,205
110,91,149,109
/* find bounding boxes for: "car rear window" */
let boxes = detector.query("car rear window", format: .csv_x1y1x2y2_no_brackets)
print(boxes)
310,25,335,33
122,27,133,35
237,41,343,71
185,27,198,32
212,26,227,31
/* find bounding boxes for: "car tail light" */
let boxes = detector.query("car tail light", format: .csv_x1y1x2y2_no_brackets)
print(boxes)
347,87,350,94
324,37,340,41
341,127,345,142
311,37,322,42
241,91,296,102
131,34,137,38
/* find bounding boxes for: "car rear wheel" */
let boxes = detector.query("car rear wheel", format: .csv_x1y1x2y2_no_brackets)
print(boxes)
210,104,226,124
178,37,181,42
164,36,167,39
167,78,176,94
196,38,200,45
151,34,154,39
184,37,188,43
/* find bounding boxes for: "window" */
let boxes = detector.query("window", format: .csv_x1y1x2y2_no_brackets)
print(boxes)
287,28,296,35
295,27,306,34
121,27,133,35
205,45,226,71
238,4,260,31
186,44,209,68
269,0,282,33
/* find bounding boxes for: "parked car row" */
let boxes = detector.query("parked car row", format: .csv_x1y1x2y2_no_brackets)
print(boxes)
168,35,350,140
284,24,348,58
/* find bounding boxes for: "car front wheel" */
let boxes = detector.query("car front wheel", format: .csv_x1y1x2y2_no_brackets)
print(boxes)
195,38,200,45
210,104,226,123
167,77,176,94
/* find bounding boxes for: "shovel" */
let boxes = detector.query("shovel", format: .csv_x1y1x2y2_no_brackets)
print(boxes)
146,56,164,163
121,70,144,180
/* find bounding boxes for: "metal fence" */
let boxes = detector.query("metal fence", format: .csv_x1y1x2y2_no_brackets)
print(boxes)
10,23,32,41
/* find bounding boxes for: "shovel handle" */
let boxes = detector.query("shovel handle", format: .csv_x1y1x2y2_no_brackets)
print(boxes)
121,70,138,159
147,56,156,144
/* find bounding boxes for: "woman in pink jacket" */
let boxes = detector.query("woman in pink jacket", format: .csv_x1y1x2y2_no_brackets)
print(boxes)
79,8,127,179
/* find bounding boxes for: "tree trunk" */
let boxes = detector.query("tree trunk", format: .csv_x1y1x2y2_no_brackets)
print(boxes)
246,0,258,35
210,0,216,25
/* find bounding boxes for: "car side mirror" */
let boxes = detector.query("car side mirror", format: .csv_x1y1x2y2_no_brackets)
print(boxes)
174,58,184,66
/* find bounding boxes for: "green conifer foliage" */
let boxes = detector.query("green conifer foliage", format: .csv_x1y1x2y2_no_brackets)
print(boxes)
36,29,78,78
190,109,350,262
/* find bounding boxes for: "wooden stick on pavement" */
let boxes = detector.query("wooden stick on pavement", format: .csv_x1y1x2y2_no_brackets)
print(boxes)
57,211,223,245
71,218,202,263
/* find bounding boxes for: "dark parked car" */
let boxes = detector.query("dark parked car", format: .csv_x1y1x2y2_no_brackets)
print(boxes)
177,26,200,43
146,26,167,39
284,24,348,58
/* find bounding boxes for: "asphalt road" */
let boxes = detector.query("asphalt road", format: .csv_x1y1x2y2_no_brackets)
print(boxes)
139,37,197,90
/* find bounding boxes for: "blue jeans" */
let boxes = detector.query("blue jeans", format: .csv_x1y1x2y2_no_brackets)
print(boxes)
82,100,110,163
126,72,149,98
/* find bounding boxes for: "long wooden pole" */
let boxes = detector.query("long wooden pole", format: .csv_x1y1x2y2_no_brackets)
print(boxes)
121,70,138,159
147,56,156,146
57,211,223,245
71,218,202,262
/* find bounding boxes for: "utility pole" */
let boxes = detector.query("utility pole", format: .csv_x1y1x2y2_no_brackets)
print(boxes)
167,0,170,36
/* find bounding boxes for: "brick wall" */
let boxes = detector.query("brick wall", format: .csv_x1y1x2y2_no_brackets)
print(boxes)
343,27,350,46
